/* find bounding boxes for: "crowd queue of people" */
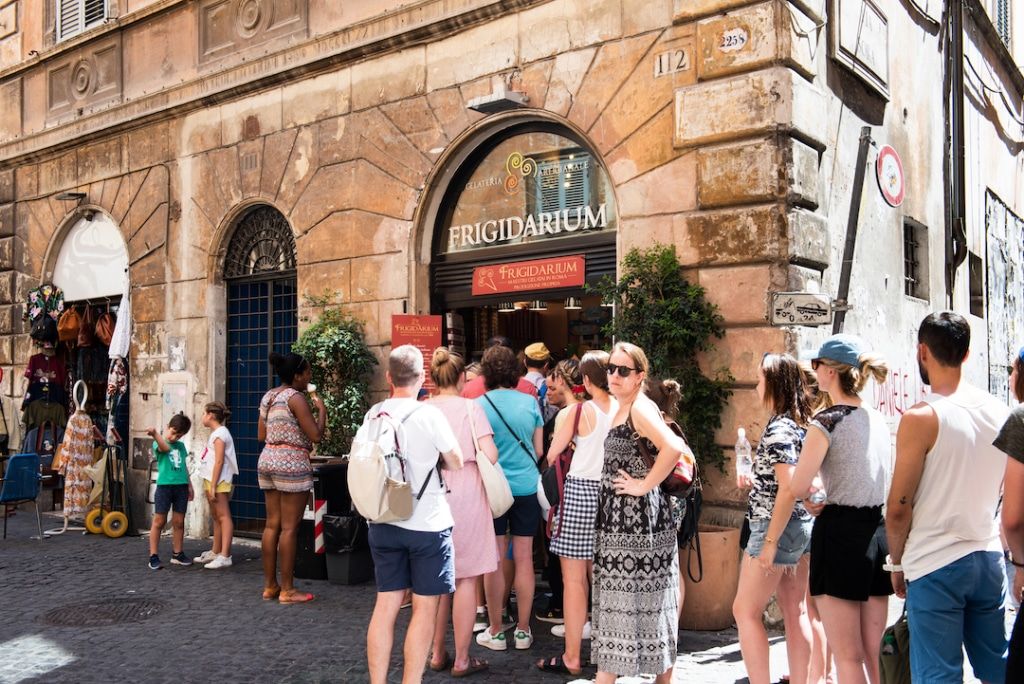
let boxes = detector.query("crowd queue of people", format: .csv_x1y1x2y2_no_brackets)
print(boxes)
161,310,1024,683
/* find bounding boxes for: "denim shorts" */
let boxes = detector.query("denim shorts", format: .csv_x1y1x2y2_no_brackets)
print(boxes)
154,484,189,515
493,494,541,537
745,517,812,566
906,551,1008,683
368,524,455,596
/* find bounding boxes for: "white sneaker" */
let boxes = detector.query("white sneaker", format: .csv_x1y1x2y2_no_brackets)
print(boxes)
513,627,533,650
472,609,488,633
475,627,508,651
193,550,217,564
204,555,233,569
551,621,591,639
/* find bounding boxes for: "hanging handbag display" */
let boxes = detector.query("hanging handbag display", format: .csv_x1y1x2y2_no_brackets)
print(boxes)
627,408,696,496
95,303,116,346
78,305,96,347
57,306,82,343
468,400,513,518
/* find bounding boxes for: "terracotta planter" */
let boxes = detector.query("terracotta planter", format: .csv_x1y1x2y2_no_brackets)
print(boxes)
680,524,741,631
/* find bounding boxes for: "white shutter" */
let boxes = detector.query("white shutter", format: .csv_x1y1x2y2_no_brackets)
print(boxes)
56,0,107,41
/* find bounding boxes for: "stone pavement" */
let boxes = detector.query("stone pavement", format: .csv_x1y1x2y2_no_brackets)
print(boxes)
0,510,1011,683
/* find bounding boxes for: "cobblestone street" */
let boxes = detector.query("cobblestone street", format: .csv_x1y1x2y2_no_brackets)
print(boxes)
1,511,1013,683
0,511,791,684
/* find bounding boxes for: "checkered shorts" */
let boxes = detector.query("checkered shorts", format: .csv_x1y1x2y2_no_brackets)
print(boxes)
549,475,600,559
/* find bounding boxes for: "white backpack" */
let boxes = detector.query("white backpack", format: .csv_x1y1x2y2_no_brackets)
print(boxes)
347,404,437,523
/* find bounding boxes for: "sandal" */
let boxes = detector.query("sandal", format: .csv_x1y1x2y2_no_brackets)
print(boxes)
262,586,281,601
451,657,488,678
278,590,315,604
428,651,452,672
536,655,582,676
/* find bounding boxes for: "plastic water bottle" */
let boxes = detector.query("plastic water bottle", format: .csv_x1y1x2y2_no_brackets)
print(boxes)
809,487,827,504
735,428,753,479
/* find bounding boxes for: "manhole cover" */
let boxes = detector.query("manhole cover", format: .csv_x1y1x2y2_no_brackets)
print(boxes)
41,598,165,627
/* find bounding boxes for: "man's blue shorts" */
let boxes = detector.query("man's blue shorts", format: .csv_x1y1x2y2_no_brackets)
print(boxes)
906,550,1008,683
368,524,455,596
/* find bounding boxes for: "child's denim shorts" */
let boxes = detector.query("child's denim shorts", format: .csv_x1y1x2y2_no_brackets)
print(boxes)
745,517,813,566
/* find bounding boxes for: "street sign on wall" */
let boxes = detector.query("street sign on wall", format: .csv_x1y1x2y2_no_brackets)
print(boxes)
770,292,833,327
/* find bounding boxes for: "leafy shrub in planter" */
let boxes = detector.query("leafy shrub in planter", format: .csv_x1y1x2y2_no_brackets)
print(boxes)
293,299,377,456
592,244,732,472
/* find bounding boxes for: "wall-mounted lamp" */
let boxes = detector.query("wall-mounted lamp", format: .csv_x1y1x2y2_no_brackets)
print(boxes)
564,297,582,310
467,86,529,113
497,301,516,313
529,300,547,311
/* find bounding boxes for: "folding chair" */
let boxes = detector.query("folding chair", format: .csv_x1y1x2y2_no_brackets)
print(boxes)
0,453,43,539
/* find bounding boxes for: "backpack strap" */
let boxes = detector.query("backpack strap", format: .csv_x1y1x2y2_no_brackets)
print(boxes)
391,403,443,500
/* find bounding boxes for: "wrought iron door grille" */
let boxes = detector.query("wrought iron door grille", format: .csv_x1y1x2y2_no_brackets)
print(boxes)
224,206,297,280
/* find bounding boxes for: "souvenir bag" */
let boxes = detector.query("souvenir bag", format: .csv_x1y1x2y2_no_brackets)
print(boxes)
95,303,116,346
628,409,695,496
78,305,96,347
468,400,513,517
347,404,436,523
23,420,62,469
57,307,82,343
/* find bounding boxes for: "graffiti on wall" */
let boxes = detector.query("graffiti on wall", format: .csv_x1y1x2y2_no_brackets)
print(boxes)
872,365,928,418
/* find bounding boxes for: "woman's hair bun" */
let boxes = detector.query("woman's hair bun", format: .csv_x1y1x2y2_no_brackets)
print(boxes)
431,347,450,369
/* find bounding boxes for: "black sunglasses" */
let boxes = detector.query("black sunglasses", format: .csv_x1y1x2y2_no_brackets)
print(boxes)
606,363,639,378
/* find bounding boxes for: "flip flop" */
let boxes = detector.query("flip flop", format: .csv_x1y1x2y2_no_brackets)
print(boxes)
451,657,488,678
262,586,281,601
278,590,315,604
428,651,452,672
536,655,582,676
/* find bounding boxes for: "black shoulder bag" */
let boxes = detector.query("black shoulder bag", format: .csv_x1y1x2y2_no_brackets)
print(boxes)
483,394,540,471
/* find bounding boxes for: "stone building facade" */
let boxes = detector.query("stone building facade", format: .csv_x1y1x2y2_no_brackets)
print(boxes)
0,0,1021,530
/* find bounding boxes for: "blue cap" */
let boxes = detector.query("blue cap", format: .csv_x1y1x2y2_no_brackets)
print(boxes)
814,334,865,367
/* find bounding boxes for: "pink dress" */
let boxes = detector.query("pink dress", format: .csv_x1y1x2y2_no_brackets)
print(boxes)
429,395,499,579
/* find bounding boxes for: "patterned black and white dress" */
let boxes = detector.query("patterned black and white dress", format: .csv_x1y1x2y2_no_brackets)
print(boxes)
591,422,679,676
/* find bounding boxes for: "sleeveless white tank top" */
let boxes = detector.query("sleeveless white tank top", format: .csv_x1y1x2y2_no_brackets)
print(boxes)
568,399,616,481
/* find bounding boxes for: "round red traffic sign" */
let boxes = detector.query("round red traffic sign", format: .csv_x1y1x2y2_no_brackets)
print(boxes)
876,144,905,207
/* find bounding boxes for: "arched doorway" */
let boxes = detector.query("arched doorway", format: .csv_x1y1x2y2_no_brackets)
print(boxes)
223,205,298,532
429,121,618,360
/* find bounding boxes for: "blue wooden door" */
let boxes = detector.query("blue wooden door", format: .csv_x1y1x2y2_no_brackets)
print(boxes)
226,277,297,531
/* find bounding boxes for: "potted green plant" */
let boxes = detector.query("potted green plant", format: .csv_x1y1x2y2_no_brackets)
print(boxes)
593,244,738,630
293,294,377,456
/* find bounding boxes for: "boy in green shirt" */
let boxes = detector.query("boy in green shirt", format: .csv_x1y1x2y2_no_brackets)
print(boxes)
146,413,193,570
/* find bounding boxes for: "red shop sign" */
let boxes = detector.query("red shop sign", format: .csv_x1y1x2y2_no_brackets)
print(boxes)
391,314,442,391
472,255,586,296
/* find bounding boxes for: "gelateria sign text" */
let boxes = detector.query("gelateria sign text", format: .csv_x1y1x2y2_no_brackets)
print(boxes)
447,203,607,252
472,255,585,296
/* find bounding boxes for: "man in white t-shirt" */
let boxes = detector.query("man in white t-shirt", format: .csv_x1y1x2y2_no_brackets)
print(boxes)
364,344,463,684
886,312,1010,683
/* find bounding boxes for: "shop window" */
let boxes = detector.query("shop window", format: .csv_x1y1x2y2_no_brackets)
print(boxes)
57,0,107,42
437,129,616,257
969,250,985,317
902,218,928,300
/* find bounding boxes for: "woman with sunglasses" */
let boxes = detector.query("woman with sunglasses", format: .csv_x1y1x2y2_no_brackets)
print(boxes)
996,345,1024,680
733,353,815,684
789,335,891,684
591,342,689,684
257,352,325,604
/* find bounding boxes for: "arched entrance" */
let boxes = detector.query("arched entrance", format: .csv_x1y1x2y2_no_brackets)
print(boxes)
223,205,298,532
429,121,618,359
